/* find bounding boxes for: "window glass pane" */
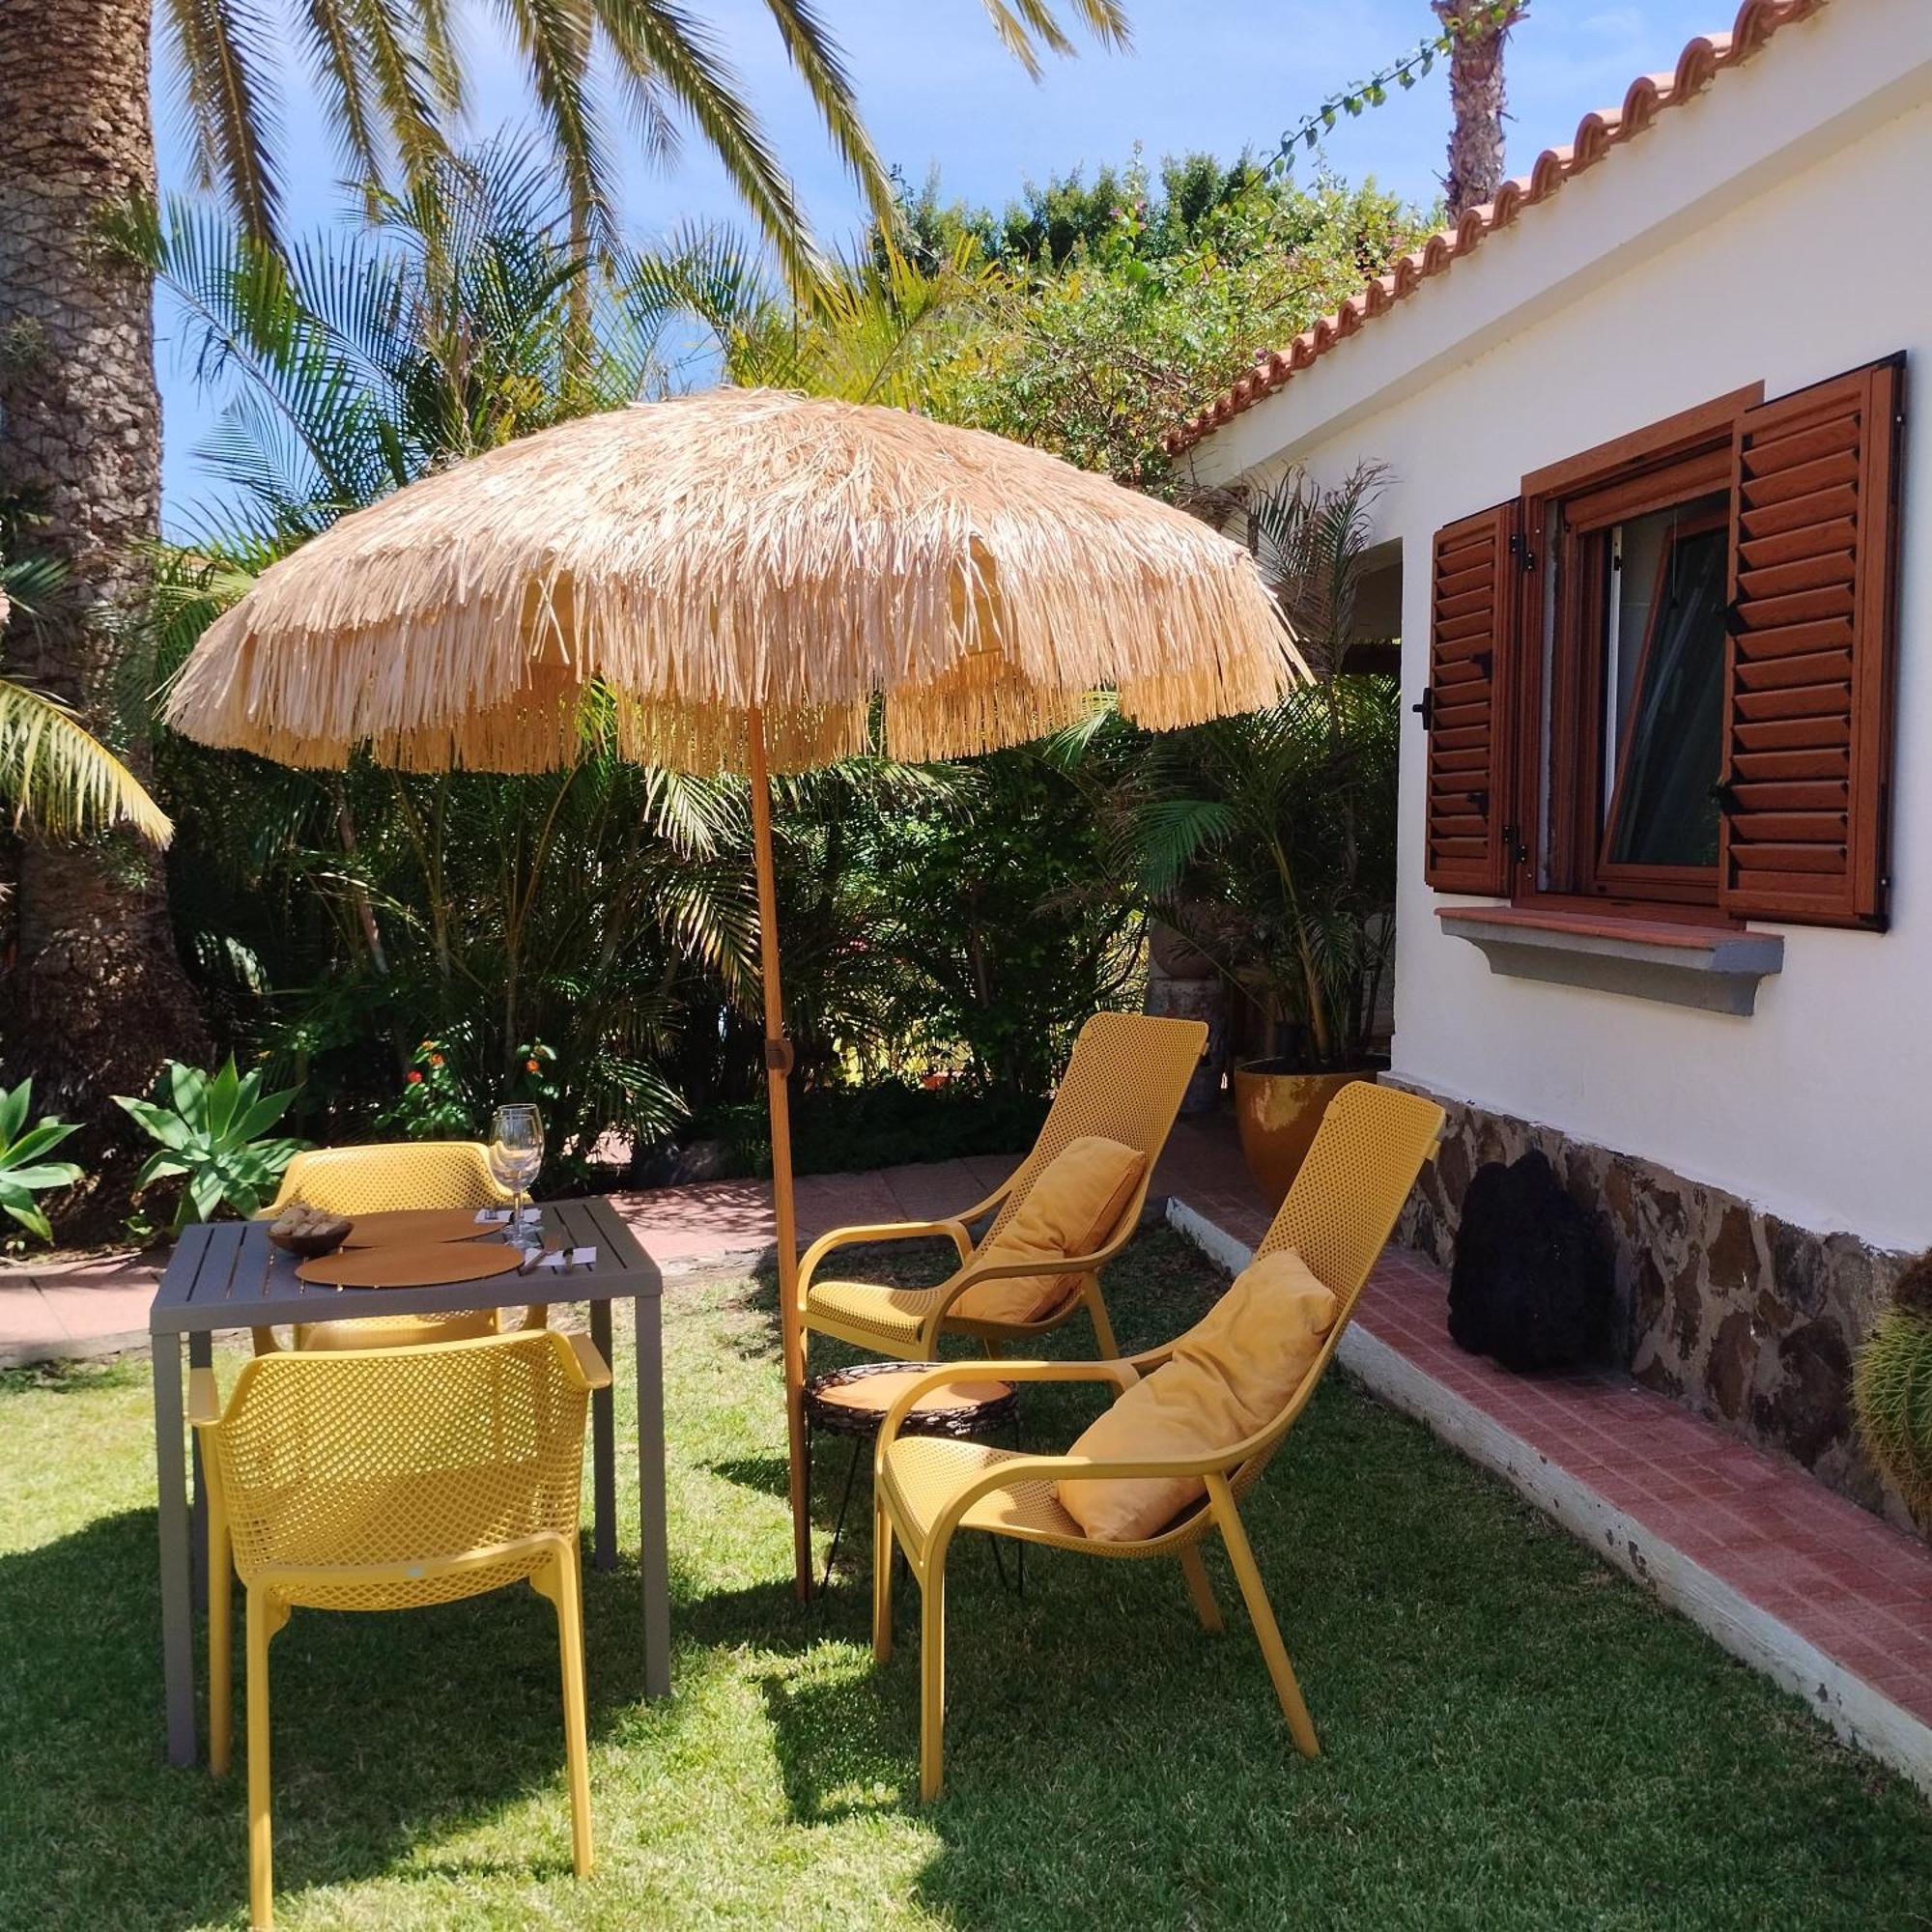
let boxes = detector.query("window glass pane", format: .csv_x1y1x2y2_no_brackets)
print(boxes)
1603,492,1729,868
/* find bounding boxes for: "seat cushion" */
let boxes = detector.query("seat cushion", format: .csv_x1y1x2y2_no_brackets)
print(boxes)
1056,1249,1337,1543
952,1136,1146,1325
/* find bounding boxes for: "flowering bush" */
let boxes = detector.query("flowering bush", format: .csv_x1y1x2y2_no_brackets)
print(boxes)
375,1038,474,1141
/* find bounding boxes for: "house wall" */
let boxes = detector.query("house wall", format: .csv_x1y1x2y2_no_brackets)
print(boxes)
1175,1,1932,1514
1183,5,1932,1260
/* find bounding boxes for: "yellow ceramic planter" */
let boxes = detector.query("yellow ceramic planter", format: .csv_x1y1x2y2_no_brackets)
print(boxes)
1232,1064,1357,1208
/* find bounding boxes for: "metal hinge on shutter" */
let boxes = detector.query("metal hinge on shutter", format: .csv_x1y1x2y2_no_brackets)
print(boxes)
1412,688,1435,731
1507,531,1537,572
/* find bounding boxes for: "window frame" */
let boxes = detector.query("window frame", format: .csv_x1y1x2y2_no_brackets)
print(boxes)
1512,384,1764,923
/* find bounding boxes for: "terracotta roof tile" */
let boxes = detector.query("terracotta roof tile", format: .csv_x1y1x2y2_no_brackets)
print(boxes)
1166,0,1830,456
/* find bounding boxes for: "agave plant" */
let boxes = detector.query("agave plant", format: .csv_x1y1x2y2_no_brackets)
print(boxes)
0,1079,84,1243
114,1058,309,1233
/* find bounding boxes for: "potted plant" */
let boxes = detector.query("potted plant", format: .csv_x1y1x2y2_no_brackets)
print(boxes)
1124,464,1398,1202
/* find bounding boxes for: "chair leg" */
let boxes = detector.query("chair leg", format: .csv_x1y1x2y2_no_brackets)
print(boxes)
1179,1545,1223,1634
918,1547,948,1803
1080,1276,1120,1359
536,1548,595,1879
245,1589,282,1931
209,1505,233,1776
787,1360,813,1600
1207,1477,1319,1759
872,1501,895,1664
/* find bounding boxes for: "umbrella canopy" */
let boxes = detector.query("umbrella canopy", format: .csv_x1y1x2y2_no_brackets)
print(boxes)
164,387,1305,1598
165,388,1302,773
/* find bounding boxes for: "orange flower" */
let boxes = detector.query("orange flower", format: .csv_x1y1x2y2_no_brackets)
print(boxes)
429,1052,445,1066
526,1058,541,1073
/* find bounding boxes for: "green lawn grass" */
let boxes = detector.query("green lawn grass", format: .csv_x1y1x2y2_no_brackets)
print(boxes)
2,1229,1927,1929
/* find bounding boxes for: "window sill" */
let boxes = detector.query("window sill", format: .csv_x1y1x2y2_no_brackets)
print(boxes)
1437,905,1783,1015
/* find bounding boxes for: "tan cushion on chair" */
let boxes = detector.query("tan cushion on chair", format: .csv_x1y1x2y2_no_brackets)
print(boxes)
1056,1249,1337,1543
952,1136,1147,1326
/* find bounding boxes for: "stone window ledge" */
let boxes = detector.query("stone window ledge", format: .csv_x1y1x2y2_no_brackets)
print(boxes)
1438,905,1783,1015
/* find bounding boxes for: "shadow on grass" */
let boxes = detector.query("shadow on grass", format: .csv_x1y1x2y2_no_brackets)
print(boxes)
0,1507,719,1930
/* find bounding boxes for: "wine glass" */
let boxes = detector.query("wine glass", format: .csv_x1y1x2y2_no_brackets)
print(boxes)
488,1103,544,1250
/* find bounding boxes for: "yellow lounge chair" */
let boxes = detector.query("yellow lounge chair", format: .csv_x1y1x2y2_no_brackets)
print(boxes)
191,1326,608,1930
869,1079,1446,1800
798,1011,1208,1368
258,1139,523,1351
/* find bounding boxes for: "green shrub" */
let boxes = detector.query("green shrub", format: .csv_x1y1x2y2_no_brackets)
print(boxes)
1852,1255,1932,1520
689,1082,1050,1180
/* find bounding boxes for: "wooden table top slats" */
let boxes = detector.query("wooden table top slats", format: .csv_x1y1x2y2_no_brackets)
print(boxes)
150,1195,658,1335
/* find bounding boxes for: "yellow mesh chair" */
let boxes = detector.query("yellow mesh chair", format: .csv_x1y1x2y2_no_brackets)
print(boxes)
190,1327,609,1931
267,1139,513,1217
259,1139,521,1352
799,1012,1208,1366
868,1080,1446,1800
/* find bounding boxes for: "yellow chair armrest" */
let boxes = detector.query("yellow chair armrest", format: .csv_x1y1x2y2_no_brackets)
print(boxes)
895,1441,1248,1549
188,1365,223,1429
923,1222,1138,1331
560,1329,613,1391
873,1358,1139,1470
797,1218,976,1300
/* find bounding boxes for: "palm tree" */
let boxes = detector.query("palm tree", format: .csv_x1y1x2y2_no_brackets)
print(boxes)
0,0,1126,1119
1432,2,1526,216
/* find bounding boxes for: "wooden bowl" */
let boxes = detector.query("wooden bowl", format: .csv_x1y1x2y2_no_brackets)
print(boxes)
268,1217,354,1259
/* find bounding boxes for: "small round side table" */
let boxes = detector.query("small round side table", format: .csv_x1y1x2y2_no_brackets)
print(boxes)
803,1360,1023,1594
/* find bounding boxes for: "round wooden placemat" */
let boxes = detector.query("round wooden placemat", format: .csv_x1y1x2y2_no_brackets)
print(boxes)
296,1242,526,1289
338,1208,499,1248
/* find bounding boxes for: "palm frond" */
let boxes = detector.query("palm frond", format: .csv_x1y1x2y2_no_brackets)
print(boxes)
757,0,897,237
978,0,1127,78
161,0,285,242
592,0,828,296
0,680,173,845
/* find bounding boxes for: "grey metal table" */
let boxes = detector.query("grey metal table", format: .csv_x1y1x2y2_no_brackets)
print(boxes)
149,1194,668,1768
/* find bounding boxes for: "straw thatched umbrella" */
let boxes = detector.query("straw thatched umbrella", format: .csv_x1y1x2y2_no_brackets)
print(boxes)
165,387,1306,1595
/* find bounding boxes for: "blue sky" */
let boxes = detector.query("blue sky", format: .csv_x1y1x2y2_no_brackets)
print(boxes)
152,0,1727,523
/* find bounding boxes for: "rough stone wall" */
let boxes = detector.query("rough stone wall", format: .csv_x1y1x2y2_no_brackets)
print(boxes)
1393,1080,1921,1537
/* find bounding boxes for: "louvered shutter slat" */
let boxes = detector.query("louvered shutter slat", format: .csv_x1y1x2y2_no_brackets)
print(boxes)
1719,355,1905,928
1423,503,1518,894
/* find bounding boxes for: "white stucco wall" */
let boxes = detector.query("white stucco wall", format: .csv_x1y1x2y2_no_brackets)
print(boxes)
1182,0,1932,1250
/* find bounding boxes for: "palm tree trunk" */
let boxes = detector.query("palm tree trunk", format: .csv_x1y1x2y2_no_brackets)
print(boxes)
0,0,208,1113
1432,3,1524,218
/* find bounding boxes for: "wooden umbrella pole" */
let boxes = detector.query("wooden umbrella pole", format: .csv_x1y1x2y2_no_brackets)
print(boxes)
747,709,813,1599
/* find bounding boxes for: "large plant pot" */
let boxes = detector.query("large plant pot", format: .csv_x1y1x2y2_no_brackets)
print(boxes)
1232,1061,1358,1208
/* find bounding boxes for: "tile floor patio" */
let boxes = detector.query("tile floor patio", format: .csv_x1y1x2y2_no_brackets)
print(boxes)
4,1109,1928,1789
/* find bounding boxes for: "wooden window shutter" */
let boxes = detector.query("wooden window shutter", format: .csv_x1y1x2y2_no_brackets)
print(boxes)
1423,501,1520,894
1719,355,1905,928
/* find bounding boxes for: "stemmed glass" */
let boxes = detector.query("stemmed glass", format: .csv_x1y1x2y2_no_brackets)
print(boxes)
488,1104,544,1251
